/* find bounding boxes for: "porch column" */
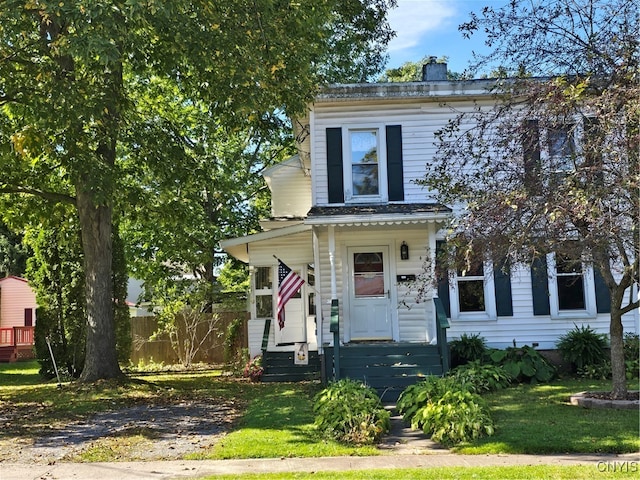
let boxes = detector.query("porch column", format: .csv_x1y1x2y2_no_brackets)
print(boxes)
427,223,438,344
328,225,340,380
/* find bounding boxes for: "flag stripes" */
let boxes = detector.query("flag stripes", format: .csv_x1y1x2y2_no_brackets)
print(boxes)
277,259,305,330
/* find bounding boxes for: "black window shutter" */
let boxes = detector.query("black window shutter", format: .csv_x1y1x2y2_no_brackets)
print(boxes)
523,120,541,191
530,256,550,315
493,260,513,317
593,267,611,314
436,240,451,318
326,127,344,204
386,125,404,201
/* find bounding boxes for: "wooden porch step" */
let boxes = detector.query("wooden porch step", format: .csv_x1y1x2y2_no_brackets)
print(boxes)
324,343,445,402
261,350,321,383
0,346,18,363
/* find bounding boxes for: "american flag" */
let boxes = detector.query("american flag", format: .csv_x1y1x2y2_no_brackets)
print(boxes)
277,259,305,330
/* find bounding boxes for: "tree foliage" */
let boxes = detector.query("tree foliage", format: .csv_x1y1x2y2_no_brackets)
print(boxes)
422,0,639,399
0,0,396,380
0,220,30,277
377,55,463,82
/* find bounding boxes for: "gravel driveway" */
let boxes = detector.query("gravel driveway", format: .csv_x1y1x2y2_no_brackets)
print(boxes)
0,401,239,464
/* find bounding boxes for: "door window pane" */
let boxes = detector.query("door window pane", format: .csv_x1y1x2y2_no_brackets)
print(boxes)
354,252,384,297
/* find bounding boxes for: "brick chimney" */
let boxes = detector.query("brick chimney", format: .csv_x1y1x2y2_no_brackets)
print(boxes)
422,57,448,81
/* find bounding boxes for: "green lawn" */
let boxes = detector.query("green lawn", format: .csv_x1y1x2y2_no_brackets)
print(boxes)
1,361,638,460
454,378,640,454
196,465,640,480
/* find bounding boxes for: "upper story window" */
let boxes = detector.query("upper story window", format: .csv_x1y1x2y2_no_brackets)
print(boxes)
326,125,404,205
345,128,388,202
348,129,381,198
547,123,576,173
523,119,588,186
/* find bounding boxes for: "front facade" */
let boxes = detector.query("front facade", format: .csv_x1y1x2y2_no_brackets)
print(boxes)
222,65,639,393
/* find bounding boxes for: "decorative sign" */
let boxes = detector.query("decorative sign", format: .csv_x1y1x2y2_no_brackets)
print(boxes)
295,342,309,365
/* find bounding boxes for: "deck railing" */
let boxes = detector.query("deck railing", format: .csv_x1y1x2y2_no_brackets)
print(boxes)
0,326,35,346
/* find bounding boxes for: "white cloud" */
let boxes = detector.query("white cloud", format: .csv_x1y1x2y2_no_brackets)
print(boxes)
386,0,457,53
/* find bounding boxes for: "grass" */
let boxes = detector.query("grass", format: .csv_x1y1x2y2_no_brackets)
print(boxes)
195,465,640,480
1,361,638,462
186,382,379,459
454,378,640,454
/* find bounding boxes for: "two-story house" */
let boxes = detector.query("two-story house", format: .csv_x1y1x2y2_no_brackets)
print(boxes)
221,62,639,399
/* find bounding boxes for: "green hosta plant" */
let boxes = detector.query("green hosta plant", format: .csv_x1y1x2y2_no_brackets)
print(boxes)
556,324,609,372
449,333,487,367
397,375,460,424
448,361,513,393
489,345,555,383
313,379,390,445
397,376,494,447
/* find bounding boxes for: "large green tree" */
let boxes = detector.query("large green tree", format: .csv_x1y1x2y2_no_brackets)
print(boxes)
0,0,395,381
423,0,638,398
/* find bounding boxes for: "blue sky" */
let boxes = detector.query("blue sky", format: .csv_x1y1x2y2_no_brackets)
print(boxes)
385,0,510,74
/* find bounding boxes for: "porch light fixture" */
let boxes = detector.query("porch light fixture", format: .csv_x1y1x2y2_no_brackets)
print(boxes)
400,241,409,260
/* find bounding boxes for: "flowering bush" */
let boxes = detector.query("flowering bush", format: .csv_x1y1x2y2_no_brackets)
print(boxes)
243,355,263,382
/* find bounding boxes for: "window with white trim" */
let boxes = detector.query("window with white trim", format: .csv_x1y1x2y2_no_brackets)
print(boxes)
449,252,497,321
546,252,597,319
547,123,577,172
343,127,388,203
254,266,273,318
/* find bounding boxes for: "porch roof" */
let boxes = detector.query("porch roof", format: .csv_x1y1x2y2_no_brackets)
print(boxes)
221,223,312,263
304,203,451,227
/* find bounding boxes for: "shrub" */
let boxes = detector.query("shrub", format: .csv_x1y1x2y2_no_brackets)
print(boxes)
488,345,555,383
313,379,390,445
577,361,611,380
449,333,487,367
397,375,460,424
243,355,263,382
448,361,513,393
624,333,639,380
556,324,608,372
397,375,494,447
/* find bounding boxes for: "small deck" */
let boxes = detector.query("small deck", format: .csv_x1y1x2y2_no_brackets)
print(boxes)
0,326,35,362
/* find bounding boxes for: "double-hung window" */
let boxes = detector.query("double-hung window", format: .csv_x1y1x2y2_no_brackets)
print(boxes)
547,123,576,173
344,127,388,202
546,252,597,319
449,251,497,321
254,266,273,318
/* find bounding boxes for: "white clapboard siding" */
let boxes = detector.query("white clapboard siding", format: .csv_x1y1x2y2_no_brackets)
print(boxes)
447,265,638,349
0,277,37,328
313,225,438,346
310,100,490,205
264,156,312,219
246,231,316,356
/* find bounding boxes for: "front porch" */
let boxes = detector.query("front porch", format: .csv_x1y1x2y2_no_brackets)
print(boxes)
258,298,450,402
0,326,35,362
322,342,445,402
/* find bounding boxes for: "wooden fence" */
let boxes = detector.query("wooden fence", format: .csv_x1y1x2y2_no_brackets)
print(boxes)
130,311,248,366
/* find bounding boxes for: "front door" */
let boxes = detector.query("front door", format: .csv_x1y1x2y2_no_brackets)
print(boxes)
348,247,392,340
275,267,306,345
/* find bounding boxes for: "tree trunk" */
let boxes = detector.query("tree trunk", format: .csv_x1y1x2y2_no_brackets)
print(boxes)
77,186,122,382
609,305,627,400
